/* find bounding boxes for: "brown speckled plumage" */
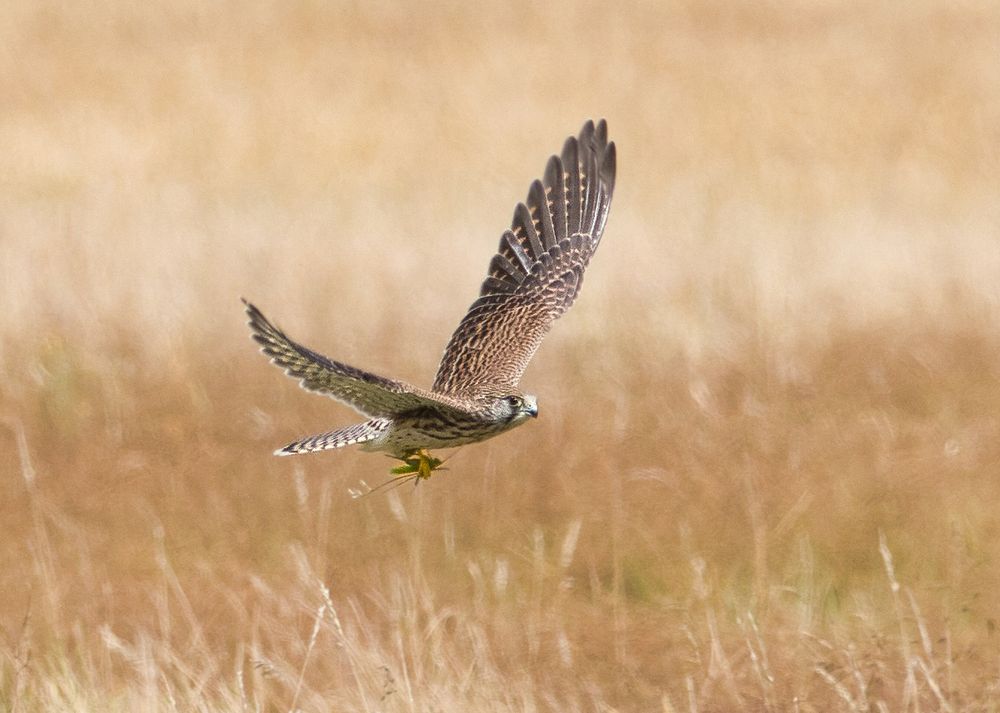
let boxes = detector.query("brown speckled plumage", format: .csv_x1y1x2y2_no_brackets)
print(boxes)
244,120,616,461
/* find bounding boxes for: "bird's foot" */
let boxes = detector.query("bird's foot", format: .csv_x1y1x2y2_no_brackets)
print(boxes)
390,449,445,482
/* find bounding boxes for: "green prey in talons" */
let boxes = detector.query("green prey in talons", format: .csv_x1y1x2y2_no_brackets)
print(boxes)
355,450,451,499
389,448,446,482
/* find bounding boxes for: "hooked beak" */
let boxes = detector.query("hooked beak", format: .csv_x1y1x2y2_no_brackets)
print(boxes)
524,397,538,418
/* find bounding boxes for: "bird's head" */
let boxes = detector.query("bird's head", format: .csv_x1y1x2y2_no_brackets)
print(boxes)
495,393,539,425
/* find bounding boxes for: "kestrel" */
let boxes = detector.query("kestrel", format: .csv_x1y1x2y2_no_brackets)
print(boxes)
244,120,616,481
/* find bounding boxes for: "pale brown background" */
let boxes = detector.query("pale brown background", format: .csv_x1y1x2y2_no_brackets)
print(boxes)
2,1,999,710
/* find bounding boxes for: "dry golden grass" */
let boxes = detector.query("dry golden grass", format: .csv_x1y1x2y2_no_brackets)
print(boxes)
3,1,1000,710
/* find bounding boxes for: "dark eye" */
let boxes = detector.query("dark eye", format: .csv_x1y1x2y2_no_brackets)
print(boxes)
505,395,522,408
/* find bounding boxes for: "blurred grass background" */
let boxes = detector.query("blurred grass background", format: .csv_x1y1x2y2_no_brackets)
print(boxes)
2,0,1000,710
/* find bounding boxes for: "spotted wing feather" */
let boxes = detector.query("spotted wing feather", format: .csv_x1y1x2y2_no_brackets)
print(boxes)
244,300,473,418
433,120,616,396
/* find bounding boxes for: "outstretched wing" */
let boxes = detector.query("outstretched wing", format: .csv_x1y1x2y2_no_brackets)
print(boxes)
244,300,472,418
432,119,616,397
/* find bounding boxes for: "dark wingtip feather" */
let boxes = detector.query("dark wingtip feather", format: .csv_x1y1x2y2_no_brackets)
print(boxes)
242,298,267,326
595,119,608,147
561,136,582,234
561,135,577,162
528,179,557,250
243,299,278,339
543,154,561,187
602,141,617,191
544,154,568,241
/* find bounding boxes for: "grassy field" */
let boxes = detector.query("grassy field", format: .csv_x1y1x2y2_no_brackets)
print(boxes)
3,1,1000,710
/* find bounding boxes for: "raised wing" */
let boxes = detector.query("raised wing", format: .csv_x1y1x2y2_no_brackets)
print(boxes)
432,119,616,397
244,300,472,418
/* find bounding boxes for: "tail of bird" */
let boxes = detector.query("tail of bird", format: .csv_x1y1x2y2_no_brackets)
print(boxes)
274,418,389,456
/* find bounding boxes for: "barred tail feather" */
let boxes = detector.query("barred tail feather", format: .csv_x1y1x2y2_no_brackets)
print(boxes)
274,418,389,456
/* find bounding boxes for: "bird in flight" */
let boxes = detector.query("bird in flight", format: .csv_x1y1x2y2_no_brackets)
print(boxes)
244,120,616,482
